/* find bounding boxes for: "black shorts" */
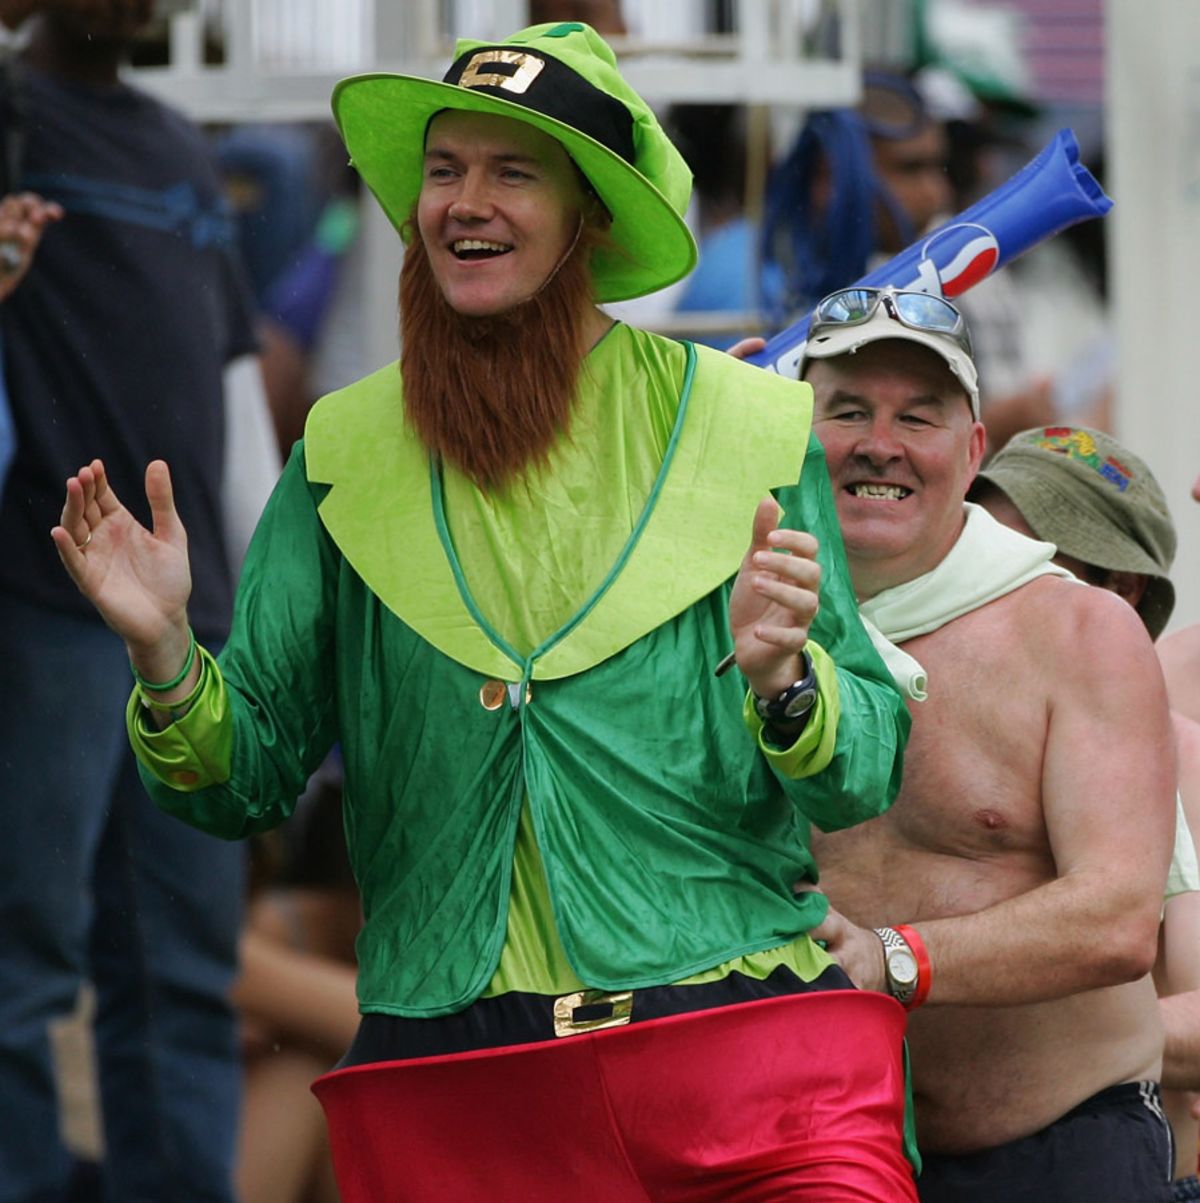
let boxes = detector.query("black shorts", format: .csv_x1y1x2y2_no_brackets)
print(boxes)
918,1081,1173,1203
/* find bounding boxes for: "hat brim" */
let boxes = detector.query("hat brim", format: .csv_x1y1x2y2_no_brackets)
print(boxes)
332,73,697,304
974,465,1177,638
799,317,981,419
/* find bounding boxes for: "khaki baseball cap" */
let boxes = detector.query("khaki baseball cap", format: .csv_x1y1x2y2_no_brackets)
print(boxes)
797,288,981,419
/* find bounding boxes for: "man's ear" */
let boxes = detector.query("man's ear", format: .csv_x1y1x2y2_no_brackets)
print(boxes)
965,418,987,483
1107,571,1150,610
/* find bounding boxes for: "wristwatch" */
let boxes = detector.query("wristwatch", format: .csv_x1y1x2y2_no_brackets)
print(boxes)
752,650,818,726
873,926,919,1007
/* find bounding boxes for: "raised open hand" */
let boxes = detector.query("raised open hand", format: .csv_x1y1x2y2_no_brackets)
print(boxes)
51,459,193,667
728,496,821,700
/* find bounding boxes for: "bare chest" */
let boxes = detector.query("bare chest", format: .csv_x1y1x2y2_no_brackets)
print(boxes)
898,617,1050,851
817,607,1056,920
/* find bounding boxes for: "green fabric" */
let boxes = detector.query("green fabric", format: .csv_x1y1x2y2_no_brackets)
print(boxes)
313,197,359,256
483,794,836,995
132,332,909,1018
302,327,814,682
484,802,582,993
331,22,697,303
127,646,232,788
903,1039,923,1174
442,323,680,658
441,330,836,996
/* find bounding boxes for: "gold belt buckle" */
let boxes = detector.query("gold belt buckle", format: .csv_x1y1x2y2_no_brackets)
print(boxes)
552,988,633,1038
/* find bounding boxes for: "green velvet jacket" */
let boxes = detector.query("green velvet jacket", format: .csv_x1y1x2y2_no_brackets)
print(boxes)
132,334,909,1018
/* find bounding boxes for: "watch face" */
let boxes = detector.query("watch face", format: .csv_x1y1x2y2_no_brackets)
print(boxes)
889,949,918,988
783,688,817,718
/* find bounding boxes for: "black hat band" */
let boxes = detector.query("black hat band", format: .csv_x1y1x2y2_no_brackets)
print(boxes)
442,46,637,166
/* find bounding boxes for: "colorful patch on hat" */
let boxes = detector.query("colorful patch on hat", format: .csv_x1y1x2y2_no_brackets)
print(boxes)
1036,427,1132,492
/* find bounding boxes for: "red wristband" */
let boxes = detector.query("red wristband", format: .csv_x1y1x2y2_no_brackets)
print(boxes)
894,924,931,1009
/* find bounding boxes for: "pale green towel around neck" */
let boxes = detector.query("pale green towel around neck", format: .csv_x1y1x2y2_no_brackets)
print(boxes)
858,502,1072,702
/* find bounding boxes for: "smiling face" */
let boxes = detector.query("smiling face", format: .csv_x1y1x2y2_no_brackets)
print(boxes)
809,340,986,599
416,109,591,318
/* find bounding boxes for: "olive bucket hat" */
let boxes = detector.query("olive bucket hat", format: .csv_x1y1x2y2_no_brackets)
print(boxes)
331,21,697,303
972,425,1177,638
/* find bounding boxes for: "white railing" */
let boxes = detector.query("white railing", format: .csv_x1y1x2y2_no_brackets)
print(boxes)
133,0,867,122
129,0,872,411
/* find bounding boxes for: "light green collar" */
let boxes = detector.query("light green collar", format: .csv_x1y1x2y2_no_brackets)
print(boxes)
859,501,1071,701
304,342,813,680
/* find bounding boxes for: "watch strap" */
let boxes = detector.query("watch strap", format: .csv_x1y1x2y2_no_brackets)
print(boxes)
752,649,818,724
894,923,932,1009
873,925,919,1008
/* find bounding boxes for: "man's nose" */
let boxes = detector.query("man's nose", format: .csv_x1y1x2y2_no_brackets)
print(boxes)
853,419,904,464
448,170,494,222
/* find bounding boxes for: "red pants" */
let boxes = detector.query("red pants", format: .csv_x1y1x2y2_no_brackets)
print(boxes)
313,989,917,1201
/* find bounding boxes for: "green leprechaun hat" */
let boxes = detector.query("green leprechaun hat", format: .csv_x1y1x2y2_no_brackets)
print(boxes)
332,21,698,303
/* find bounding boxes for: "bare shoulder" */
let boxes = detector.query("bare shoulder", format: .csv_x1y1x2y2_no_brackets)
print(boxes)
1174,711,1200,759
1174,712,1200,792
1002,575,1157,670
1160,625,1200,725
1160,623,1200,668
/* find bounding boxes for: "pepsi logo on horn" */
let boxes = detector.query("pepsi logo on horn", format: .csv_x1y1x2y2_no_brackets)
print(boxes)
907,224,1001,299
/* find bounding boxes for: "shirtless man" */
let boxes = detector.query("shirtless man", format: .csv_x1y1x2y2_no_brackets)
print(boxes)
798,286,1176,1201
970,427,1200,1192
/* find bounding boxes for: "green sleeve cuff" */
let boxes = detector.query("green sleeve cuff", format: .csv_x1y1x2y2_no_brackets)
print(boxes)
126,644,234,792
742,641,841,779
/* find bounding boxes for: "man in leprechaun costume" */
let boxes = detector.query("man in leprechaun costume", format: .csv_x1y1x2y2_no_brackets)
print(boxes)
53,21,918,1201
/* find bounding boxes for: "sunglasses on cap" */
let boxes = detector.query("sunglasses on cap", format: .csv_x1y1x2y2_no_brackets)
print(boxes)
810,286,973,357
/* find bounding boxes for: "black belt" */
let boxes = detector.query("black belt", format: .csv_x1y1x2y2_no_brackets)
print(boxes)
340,961,852,1067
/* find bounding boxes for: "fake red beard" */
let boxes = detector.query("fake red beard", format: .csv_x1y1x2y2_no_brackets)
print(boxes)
398,223,602,491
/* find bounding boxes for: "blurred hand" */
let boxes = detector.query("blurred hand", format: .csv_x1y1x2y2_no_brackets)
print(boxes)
726,335,766,362
0,193,63,302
